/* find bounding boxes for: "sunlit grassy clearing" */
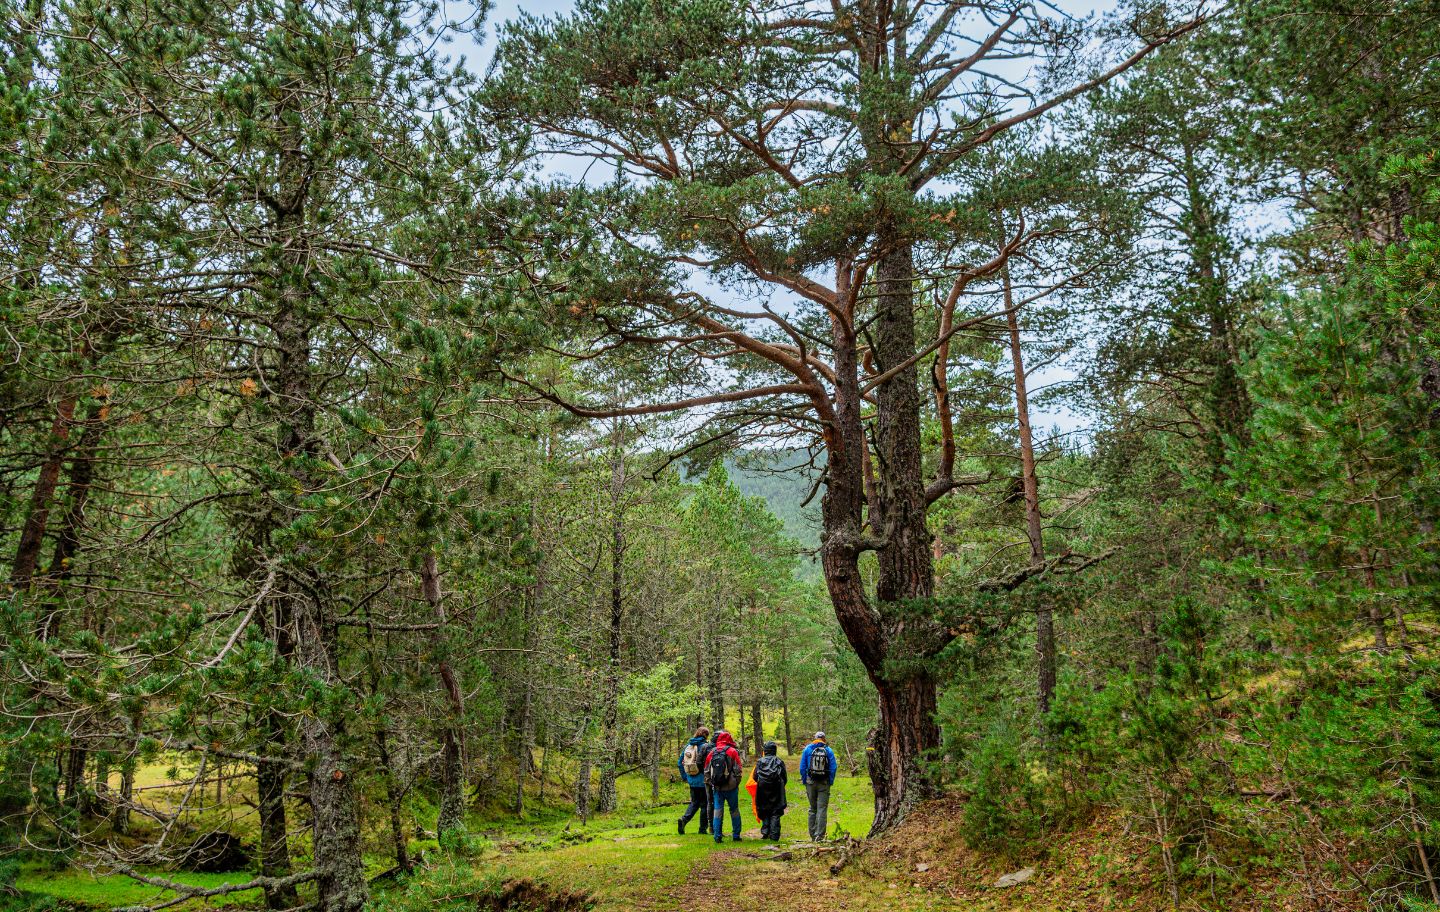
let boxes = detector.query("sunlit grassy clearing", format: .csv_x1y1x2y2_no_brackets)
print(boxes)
16,866,263,909
470,771,875,907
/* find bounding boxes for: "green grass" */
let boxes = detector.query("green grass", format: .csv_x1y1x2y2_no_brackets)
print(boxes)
16,866,262,909
17,759,876,911
454,771,874,908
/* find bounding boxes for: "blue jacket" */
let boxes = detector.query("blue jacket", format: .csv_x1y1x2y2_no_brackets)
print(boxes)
799,740,836,786
678,736,711,788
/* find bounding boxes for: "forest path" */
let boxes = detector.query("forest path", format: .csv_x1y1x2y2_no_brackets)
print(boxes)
478,775,1003,911
473,777,1124,911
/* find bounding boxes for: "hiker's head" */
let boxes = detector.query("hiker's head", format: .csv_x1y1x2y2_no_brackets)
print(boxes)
694,726,710,740
715,730,734,746
763,740,778,756
814,731,826,742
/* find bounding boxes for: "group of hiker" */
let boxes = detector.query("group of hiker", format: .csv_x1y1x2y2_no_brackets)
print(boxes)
677,726,838,843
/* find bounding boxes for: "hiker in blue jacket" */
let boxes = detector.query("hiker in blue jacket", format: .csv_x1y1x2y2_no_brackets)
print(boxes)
677,726,712,835
799,731,837,841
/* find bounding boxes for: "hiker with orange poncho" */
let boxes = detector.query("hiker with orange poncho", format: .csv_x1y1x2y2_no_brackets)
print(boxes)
747,740,788,840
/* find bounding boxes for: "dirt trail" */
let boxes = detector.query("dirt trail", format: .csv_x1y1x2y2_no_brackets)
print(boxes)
671,847,749,902
666,841,899,912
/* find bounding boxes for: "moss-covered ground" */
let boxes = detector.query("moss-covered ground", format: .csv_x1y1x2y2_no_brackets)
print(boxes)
13,756,1194,911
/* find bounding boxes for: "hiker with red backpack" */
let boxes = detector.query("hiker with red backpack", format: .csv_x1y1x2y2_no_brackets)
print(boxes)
677,726,713,835
705,730,744,843
799,731,837,841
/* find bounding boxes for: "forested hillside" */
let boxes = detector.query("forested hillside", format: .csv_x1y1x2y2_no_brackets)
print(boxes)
2,0,1439,911
724,453,821,549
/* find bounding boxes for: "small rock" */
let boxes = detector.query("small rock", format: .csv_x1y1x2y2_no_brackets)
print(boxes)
915,862,930,873
995,866,1035,888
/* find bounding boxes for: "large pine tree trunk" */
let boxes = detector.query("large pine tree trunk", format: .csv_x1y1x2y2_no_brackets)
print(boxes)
819,242,948,834
820,258,941,834
871,241,944,831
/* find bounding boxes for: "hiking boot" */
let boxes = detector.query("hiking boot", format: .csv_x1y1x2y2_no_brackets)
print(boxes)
731,835,743,842
677,818,685,835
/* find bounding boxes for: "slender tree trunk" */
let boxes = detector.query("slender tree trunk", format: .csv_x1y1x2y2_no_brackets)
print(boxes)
12,396,76,592
272,187,368,911
255,605,298,911
374,726,411,874
45,396,106,582
597,429,625,814
424,553,466,837
363,621,411,875
649,727,660,803
781,672,792,752
63,746,86,812
691,638,704,732
1181,142,1250,461
256,748,300,910
575,750,591,824
1002,264,1053,716
750,699,763,756
516,542,542,815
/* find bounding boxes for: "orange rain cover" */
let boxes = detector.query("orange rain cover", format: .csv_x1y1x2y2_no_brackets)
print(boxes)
745,767,761,822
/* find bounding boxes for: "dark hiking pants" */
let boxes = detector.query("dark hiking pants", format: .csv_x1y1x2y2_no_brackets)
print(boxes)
680,786,708,832
761,811,783,840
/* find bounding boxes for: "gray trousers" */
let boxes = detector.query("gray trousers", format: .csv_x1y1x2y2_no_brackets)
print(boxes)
806,781,831,841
